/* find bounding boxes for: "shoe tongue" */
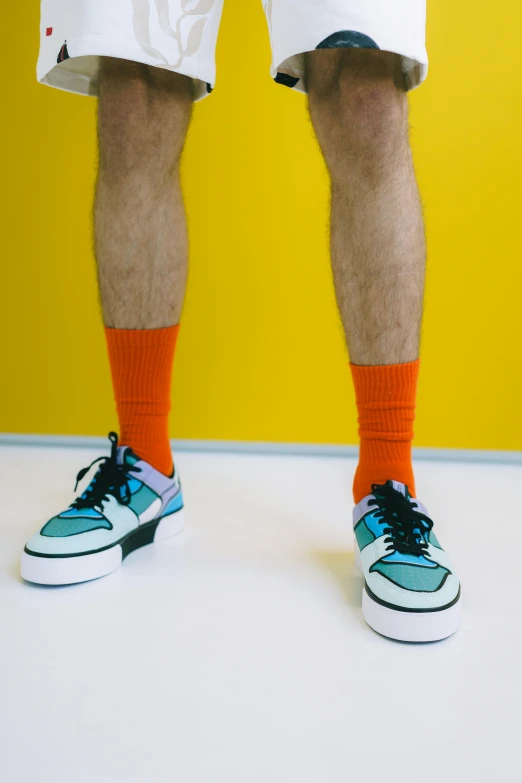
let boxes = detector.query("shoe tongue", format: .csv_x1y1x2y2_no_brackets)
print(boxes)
116,446,140,467
389,480,409,498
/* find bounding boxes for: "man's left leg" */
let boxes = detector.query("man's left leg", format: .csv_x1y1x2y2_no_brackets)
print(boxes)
306,49,462,641
307,49,423,503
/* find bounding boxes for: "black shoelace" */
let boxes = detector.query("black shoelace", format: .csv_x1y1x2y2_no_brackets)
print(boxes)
69,432,140,512
371,480,434,557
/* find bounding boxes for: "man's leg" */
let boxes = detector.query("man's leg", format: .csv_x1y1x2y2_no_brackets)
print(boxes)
95,58,193,475
306,49,425,502
21,58,192,585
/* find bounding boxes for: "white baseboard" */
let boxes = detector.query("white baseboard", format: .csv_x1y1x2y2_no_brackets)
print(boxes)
0,433,521,464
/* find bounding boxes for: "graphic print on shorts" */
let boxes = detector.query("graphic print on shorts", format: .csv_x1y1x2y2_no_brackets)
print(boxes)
132,0,215,68
57,40,70,63
316,31,380,50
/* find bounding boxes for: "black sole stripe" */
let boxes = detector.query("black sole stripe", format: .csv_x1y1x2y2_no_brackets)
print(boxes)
365,582,461,614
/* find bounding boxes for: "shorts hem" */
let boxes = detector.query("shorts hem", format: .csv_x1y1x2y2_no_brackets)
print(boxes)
271,26,428,93
37,35,216,101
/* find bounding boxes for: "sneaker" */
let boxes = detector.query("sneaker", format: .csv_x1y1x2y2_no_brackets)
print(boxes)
21,432,184,585
353,480,462,642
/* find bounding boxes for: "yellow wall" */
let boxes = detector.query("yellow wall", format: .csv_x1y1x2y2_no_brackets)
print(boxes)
1,1,521,449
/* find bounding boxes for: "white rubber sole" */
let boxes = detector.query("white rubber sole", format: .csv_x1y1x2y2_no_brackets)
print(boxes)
354,545,462,643
21,508,185,586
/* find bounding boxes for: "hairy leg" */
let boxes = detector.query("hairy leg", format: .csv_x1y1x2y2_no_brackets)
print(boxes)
94,58,193,329
306,49,426,366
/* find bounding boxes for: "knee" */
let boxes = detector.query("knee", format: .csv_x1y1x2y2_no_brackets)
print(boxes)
308,52,407,157
97,58,193,178
337,75,405,140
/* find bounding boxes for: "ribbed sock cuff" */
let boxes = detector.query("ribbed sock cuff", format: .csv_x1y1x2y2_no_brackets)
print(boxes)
350,360,420,503
104,325,180,476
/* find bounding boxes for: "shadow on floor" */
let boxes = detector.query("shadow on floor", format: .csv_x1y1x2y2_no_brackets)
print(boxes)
311,549,364,611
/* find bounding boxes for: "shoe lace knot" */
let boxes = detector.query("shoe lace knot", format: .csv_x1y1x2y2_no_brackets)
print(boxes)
371,480,434,557
70,432,140,512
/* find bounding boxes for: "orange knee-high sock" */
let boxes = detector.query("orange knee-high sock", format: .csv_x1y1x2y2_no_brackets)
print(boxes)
351,360,419,503
104,326,180,476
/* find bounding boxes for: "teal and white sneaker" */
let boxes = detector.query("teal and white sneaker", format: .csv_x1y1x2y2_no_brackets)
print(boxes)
354,480,462,642
21,432,184,586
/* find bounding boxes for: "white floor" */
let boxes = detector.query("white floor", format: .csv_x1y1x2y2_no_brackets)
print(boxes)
0,445,521,783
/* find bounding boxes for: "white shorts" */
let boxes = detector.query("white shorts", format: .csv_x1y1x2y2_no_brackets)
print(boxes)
37,0,428,101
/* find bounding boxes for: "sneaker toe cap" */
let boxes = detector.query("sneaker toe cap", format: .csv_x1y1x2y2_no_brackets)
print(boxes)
366,569,461,611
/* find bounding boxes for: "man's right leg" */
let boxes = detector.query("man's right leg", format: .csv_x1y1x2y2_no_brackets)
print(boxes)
21,58,192,585
95,58,193,476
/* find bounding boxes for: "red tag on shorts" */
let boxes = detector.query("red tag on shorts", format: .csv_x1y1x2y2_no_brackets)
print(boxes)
46,27,53,36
